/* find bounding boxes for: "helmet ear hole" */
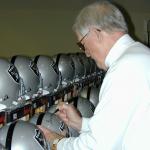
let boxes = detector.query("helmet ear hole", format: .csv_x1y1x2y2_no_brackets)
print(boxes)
0,58,20,109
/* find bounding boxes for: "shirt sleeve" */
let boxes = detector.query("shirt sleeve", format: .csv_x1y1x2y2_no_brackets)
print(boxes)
57,57,150,150
57,117,97,150
57,131,97,150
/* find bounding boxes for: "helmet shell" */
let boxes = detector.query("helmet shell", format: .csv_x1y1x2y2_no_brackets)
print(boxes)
89,86,100,107
78,53,91,77
0,120,48,150
30,112,69,137
11,55,40,97
34,55,60,93
69,53,85,80
48,104,79,137
0,58,20,108
78,86,89,99
47,104,57,113
77,96,94,118
55,54,75,85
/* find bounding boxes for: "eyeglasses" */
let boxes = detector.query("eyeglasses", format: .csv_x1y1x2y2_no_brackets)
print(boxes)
76,29,101,51
76,31,89,51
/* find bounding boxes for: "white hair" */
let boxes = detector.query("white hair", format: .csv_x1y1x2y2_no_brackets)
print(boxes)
72,0,128,36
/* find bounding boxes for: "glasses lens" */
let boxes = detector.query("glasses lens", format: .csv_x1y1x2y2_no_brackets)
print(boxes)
77,42,85,51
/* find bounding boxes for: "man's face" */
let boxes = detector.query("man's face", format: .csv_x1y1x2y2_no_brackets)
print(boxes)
76,29,107,70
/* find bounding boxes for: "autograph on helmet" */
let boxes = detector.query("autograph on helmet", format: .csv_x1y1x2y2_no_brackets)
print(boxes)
8,64,20,83
34,129,48,150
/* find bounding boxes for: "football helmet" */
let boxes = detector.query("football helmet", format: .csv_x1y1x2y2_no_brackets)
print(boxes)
54,53,75,86
0,58,20,109
29,112,69,137
0,120,48,150
33,55,61,94
11,55,40,98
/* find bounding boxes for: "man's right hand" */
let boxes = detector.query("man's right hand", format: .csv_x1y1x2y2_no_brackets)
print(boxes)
56,102,82,132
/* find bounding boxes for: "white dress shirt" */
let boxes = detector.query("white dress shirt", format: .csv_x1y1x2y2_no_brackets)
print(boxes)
57,34,150,150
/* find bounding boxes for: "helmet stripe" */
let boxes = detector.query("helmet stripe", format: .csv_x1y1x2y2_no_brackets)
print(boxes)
6,121,17,150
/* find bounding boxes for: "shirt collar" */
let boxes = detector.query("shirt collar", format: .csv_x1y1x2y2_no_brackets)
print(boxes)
105,34,135,68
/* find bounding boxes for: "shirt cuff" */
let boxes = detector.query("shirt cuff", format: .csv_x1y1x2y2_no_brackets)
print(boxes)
57,137,76,150
80,117,90,133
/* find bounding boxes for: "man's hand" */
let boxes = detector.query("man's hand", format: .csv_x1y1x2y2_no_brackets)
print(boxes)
38,125,64,143
56,102,82,132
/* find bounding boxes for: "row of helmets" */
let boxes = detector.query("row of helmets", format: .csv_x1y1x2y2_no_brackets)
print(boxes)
0,85,100,150
29,85,100,137
0,52,101,110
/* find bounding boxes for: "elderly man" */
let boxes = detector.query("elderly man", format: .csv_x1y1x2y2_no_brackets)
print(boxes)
39,1,150,150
